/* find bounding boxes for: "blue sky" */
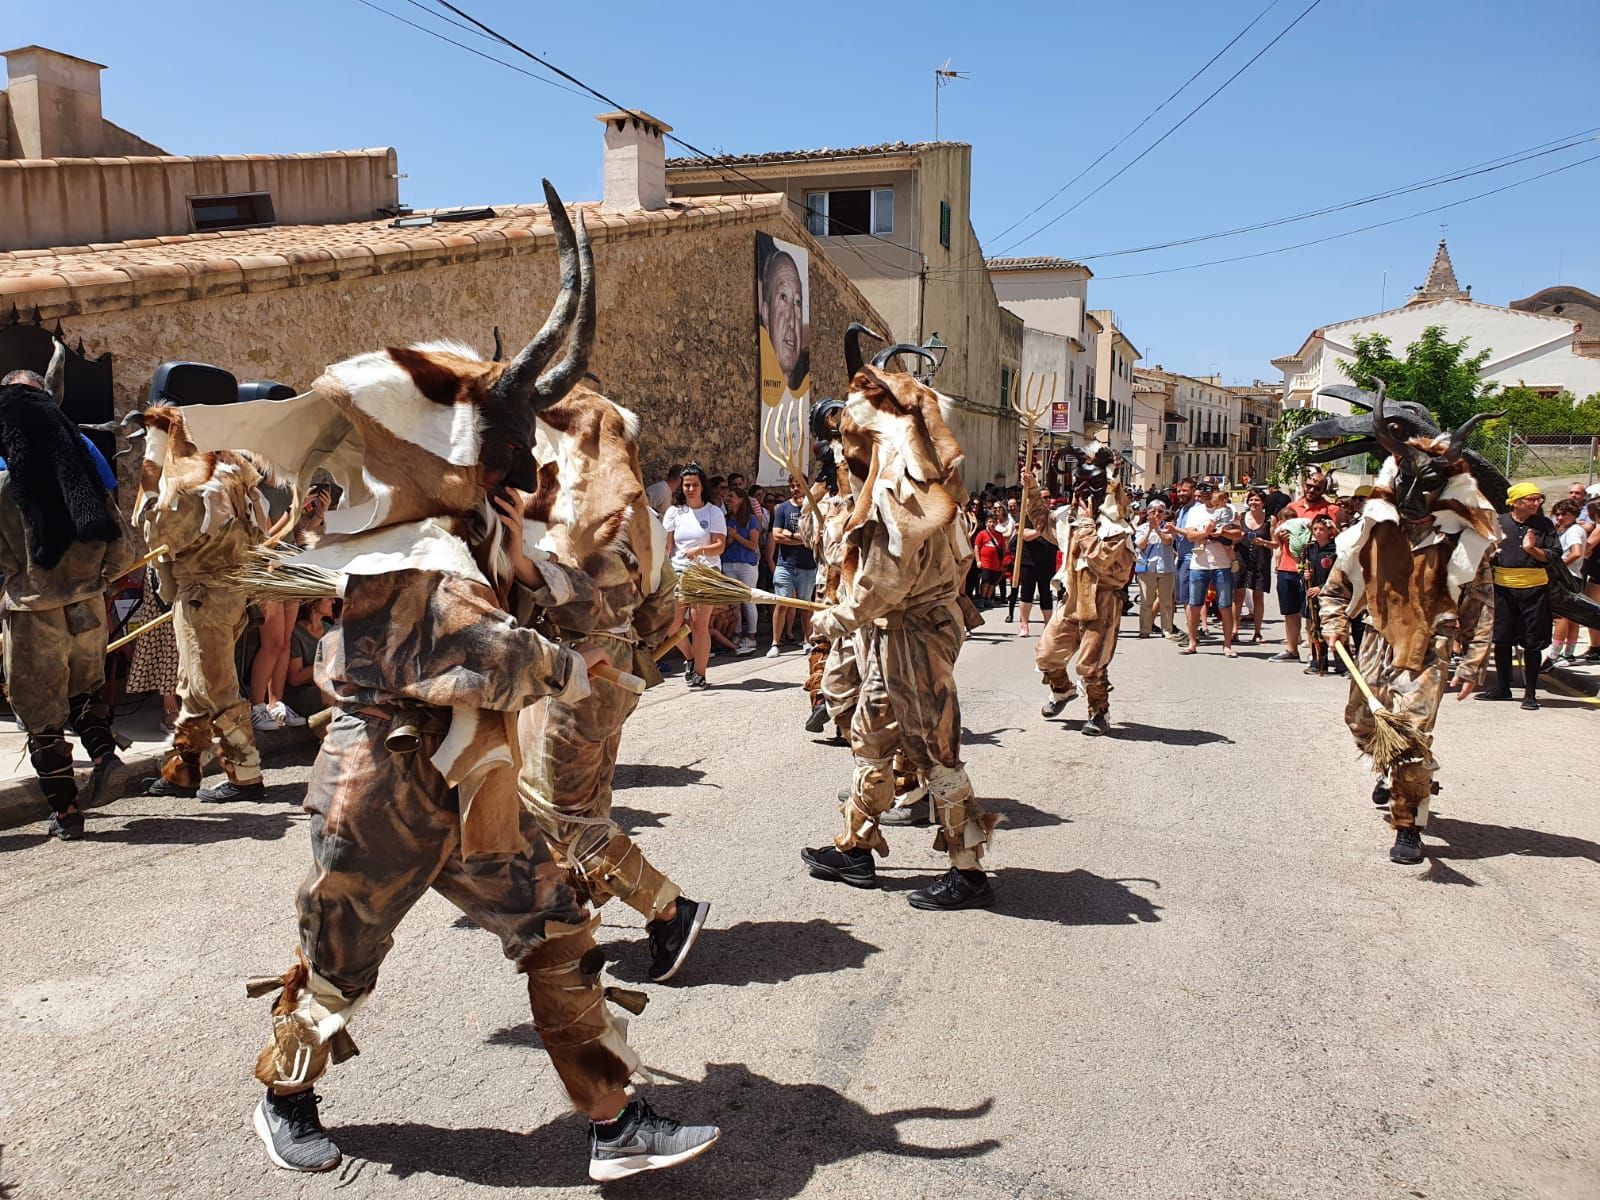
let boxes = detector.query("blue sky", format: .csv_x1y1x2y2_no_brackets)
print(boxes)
11,0,1598,382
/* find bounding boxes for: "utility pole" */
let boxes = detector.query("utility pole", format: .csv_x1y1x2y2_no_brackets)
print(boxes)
934,60,969,140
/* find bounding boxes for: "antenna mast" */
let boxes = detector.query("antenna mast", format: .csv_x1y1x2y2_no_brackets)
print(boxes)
934,60,969,140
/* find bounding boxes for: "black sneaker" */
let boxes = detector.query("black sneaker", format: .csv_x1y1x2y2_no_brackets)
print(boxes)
804,703,829,733
254,1089,341,1172
880,801,930,827
1268,651,1300,663
141,776,198,798
198,779,267,804
1520,697,1541,711
686,673,708,690
47,810,84,841
1583,647,1600,663
800,845,877,889
907,868,994,911
1475,689,1513,702
1389,827,1424,865
588,1097,719,1182
646,897,709,983
1041,687,1078,718
1080,713,1111,737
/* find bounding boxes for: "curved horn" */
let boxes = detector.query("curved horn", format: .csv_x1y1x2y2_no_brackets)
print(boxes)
1442,410,1503,461
532,200,594,405
1315,383,1376,412
1371,380,1409,460
120,409,148,438
845,322,884,376
490,179,581,409
1304,436,1381,464
870,343,936,370
44,338,67,405
491,325,504,363
1287,412,1375,445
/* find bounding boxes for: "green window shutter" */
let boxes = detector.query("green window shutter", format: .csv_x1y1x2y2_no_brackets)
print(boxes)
939,201,952,249
1000,366,1011,407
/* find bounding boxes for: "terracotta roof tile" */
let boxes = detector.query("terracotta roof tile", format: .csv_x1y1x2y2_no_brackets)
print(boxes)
985,255,1092,273
664,140,961,168
0,194,785,318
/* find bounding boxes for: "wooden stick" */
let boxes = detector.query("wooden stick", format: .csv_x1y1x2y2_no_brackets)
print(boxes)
1332,640,1378,709
107,608,171,653
591,662,646,695
124,543,171,577
652,626,690,662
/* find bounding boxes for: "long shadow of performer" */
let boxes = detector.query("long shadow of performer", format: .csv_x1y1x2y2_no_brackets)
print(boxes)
332,1061,999,1197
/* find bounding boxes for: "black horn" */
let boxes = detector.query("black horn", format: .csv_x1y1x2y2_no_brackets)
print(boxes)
1441,410,1503,462
44,338,66,405
532,197,594,405
844,322,884,376
1371,380,1410,461
120,409,148,438
491,325,504,363
490,179,582,411
870,343,936,371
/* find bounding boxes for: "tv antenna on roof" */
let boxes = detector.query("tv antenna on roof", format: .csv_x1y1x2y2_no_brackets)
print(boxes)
934,59,969,141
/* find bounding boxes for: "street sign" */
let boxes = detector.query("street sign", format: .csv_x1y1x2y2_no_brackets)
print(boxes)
1050,401,1069,432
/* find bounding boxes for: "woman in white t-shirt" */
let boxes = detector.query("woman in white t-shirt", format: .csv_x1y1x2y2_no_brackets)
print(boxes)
1549,497,1587,664
661,464,727,689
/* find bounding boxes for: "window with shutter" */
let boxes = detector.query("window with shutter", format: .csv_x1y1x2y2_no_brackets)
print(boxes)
939,200,951,249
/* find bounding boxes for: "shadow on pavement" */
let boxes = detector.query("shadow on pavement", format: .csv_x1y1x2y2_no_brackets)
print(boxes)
990,867,1163,925
703,675,792,693
1425,816,1600,864
332,1062,998,1196
85,807,299,846
604,918,881,987
608,803,667,834
1419,857,1479,886
1108,721,1234,746
962,725,1024,746
613,760,712,791
983,796,1070,830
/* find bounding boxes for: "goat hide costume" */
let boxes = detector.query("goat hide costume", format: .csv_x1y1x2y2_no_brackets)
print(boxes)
1296,386,1499,842
1027,439,1136,726
0,363,135,828
129,406,275,791
511,382,687,921
170,185,644,1118
806,337,995,871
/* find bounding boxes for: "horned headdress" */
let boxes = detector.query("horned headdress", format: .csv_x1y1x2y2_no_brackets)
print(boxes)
838,323,968,558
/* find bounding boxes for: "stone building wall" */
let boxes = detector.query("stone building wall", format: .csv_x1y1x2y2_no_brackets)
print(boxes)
24,206,886,487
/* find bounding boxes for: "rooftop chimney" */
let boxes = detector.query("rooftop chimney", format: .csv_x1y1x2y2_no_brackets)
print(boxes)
3,45,108,159
595,109,671,213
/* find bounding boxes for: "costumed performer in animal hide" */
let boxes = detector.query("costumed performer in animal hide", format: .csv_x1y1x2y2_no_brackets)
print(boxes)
127,401,277,802
170,184,718,1182
1294,383,1499,865
1025,428,1137,737
499,379,711,985
800,335,997,911
0,350,136,840
799,372,930,826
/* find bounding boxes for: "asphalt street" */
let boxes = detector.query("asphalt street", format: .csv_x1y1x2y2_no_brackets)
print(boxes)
2,607,1596,1200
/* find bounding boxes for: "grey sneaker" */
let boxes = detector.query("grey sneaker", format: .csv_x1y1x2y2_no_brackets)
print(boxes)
588,1097,719,1182
254,1089,341,1172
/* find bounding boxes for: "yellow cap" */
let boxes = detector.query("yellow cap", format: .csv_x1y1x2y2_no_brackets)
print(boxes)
1353,485,1374,498
1506,482,1544,504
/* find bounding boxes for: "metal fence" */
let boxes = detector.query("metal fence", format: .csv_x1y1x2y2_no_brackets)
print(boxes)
1462,420,1600,487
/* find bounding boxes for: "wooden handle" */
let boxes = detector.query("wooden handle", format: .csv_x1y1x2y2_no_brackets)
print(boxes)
592,663,646,695
125,543,171,576
1332,641,1381,711
652,626,690,662
107,608,172,653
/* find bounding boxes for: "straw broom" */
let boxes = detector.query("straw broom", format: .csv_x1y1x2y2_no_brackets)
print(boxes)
676,561,828,612
1332,640,1426,775
225,551,647,694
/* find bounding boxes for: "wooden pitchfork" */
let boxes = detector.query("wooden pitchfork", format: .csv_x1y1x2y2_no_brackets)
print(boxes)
762,397,825,526
1010,372,1056,587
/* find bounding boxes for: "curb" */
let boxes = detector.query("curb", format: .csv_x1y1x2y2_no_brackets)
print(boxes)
0,724,316,832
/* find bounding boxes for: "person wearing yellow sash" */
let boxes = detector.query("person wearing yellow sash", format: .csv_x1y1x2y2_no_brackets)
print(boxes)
1481,482,1559,709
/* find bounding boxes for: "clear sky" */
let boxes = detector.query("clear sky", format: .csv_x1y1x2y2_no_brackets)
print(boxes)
10,0,1599,383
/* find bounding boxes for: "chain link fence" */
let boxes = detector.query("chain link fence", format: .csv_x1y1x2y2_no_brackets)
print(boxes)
1461,417,1600,489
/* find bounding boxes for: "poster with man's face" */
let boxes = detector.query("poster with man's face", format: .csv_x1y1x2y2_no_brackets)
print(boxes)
757,232,811,485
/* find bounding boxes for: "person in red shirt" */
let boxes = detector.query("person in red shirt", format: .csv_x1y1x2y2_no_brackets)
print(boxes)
973,515,1004,608
1268,470,1339,662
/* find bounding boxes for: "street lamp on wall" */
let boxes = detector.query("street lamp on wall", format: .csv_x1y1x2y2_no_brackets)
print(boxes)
919,331,948,383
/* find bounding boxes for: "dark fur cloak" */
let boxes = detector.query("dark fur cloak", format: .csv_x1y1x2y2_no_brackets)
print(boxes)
0,382,121,569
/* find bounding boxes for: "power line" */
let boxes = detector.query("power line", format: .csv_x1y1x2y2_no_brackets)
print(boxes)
981,0,1287,252
964,0,1326,268
425,0,923,271
350,0,591,101
1091,150,1600,280
1070,129,1599,261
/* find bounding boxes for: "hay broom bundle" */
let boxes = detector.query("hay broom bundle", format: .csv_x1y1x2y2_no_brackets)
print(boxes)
677,561,828,612
1332,641,1426,775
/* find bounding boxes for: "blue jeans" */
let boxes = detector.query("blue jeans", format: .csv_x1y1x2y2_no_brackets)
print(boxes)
1186,566,1235,608
1174,557,1191,615
773,561,817,602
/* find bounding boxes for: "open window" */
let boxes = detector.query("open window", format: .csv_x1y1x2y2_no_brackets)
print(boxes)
189,192,276,232
805,187,893,237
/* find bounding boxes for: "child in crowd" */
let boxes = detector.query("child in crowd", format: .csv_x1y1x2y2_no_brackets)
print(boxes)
973,515,1004,608
1301,514,1340,676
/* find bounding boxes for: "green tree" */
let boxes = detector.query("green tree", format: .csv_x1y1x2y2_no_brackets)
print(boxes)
1267,406,1324,486
1339,326,1495,430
